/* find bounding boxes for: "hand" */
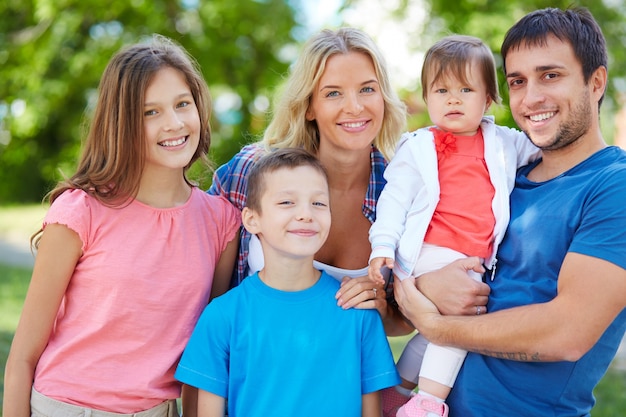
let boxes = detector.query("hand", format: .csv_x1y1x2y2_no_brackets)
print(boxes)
336,275,386,314
416,257,490,316
368,257,393,285
394,277,440,335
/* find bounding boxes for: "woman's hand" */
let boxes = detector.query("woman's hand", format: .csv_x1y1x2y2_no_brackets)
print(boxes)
336,275,385,312
336,275,414,336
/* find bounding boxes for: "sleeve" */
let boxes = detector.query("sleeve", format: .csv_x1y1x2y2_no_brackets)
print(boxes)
496,124,542,167
368,132,428,262
360,310,401,394
214,195,242,252
175,297,231,397
43,189,91,252
570,163,626,270
207,144,265,211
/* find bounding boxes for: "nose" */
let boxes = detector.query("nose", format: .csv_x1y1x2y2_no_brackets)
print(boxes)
164,111,184,131
447,92,461,104
520,80,547,108
295,205,313,222
344,92,364,115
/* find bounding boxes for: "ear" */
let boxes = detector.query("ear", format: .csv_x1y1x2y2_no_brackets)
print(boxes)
590,65,607,104
305,106,315,121
242,207,261,235
484,97,492,113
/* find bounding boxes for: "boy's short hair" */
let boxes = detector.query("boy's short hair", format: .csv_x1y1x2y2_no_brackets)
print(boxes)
245,148,329,213
421,34,500,105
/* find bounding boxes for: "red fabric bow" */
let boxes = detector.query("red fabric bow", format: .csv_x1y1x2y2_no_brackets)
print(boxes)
432,129,457,161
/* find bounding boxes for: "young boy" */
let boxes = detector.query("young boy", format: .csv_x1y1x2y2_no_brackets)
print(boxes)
175,148,400,417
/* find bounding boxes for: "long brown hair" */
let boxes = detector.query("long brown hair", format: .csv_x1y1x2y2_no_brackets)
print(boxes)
33,35,211,249
49,34,211,207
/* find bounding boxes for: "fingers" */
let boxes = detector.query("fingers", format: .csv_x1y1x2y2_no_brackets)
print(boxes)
336,276,385,310
367,258,389,285
475,305,488,315
461,256,486,274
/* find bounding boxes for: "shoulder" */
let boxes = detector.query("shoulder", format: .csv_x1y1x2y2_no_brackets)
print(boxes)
46,188,96,222
590,147,626,187
224,144,266,171
208,143,267,203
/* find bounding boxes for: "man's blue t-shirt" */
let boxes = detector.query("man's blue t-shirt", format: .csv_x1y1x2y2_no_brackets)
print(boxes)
449,147,626,416
176,271,400,417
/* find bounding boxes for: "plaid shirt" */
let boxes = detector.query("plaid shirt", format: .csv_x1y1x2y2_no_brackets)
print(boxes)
208,144,388,288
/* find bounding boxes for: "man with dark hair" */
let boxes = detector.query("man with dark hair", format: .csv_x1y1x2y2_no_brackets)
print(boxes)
395,7,626,416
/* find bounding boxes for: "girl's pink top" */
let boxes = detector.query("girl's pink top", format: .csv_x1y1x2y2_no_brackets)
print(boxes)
33,187,240,413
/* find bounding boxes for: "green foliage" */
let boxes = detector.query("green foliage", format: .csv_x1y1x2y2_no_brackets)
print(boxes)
0,0,300,202
3,0,626,202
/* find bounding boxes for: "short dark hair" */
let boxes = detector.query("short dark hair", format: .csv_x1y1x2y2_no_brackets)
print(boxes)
501,7,607,106
245,148,328,213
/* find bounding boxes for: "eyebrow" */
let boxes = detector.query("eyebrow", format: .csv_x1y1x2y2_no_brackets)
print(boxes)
144,92,193,107
318,79,379,92
506,64,567,78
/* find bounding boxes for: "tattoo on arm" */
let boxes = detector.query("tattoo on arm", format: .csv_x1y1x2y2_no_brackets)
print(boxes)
479,350,542,362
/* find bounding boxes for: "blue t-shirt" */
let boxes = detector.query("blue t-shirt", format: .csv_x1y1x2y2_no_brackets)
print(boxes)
449,147,626,416
175,271,399,417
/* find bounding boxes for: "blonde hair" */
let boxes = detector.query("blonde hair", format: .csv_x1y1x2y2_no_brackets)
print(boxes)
262,28,406,161
421,35,500,105
48,35,211,207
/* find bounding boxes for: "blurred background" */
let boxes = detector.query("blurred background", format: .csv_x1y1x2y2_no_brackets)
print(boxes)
2,0,626,203
1,1,626,413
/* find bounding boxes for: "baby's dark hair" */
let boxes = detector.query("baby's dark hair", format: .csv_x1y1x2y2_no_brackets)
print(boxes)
422,34,500,105
246,148,328,212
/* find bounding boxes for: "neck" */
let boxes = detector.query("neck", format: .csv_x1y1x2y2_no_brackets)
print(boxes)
529,129,607,182
316,145,371,192
258,255,321,291
136,169,191,208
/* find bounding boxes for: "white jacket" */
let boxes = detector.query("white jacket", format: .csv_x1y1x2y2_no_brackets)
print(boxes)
369,116,541,280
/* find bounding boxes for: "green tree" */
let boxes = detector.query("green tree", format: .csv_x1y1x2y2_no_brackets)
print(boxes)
0,0,301,203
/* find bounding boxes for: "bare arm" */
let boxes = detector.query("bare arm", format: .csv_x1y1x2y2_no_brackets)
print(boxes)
197,389,225,417
209,235,239,301
396,253,626,361
181,384,198,417
361,391,382,417
3,225,81,417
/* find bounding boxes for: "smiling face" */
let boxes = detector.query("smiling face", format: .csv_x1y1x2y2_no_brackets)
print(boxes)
505,35,601,151
425,63,491,136
243,165,331,263
143,67,201,174
305,52,385,156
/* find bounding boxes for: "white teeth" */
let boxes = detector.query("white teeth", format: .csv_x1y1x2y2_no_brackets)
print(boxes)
160,137,186,147
343,121,366,128
529,112,555,122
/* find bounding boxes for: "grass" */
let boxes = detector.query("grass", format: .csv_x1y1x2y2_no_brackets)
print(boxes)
0,204,47,245
0,205,625,415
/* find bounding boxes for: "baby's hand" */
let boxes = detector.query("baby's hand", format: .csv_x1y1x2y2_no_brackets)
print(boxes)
368,257,393,285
